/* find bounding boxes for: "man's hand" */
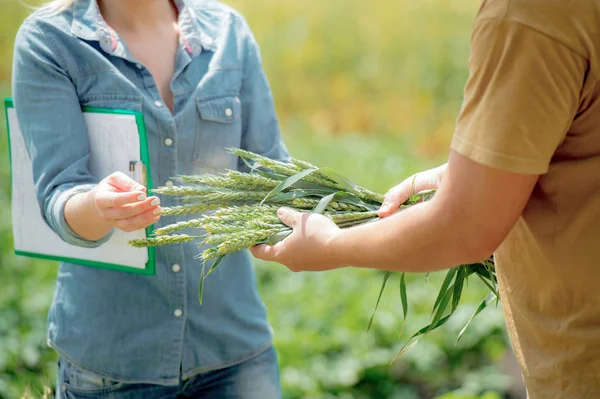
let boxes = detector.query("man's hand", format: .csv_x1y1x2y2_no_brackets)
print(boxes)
378,163,447,217
250,208,344,272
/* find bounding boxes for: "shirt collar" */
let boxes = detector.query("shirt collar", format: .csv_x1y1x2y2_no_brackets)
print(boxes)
70,0,217,57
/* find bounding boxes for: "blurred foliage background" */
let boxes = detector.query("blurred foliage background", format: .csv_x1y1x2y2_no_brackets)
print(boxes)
0,0,527,398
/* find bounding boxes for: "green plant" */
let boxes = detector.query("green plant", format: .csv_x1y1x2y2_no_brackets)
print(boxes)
130,149,499,358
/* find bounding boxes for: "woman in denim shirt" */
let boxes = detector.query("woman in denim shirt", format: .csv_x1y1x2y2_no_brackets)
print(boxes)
12,0,288,397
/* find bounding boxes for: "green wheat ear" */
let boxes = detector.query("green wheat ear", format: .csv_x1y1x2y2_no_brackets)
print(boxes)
129,234,200,247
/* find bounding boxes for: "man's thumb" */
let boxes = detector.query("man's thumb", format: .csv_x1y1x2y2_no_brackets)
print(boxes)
277,207,299,228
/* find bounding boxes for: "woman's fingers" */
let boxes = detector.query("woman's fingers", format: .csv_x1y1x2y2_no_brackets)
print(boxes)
106,171,147,193
114,206,162,233
84,171,157,233
94,171,148,209
100,196,161,221
94,189,147,209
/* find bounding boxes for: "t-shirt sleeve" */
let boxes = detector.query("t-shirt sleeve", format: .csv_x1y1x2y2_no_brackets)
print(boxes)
451,16,587,174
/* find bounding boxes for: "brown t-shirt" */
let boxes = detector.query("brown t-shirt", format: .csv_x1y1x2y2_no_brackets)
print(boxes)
451,0,600,397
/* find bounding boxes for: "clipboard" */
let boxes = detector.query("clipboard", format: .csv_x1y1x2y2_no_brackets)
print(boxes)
4,98,156,275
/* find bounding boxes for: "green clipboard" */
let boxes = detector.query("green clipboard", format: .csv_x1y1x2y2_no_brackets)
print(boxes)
4,98,156,275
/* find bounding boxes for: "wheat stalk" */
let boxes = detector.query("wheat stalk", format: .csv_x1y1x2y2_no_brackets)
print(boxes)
288,198,366,212
152,185,215,196
129,234,200,247
202,229,286,260
162,204,218,216
177,170,280,191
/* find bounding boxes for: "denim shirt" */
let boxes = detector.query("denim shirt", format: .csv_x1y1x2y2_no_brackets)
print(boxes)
12,0,289,385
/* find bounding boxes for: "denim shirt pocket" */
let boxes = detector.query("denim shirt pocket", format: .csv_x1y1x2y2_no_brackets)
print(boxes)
192,95,243,175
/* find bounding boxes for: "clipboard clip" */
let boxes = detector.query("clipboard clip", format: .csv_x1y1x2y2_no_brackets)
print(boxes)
129,161,147,188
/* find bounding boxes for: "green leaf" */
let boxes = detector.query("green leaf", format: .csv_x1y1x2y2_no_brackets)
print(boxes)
475,271,499,298
326,191,379,210
404,189,436,205
269,189,335,201
253,169,288,181
399,272,408,335
367,272,391,332
392,339,420,362
290,180,337,191
432,268,457,314
456,293,497,344
253,168,327,191
428,283,454,335
199,260,207,305
267,230,292,245
315,167,364,197
335,215,380,229
260,168,318,205
266,185,375,212
409,175,417,197
392,314,453,361
313,192,346,214
204,255,226,278
451,266,466,312
465,263,480,276
238,153,260,173
484,258,500,305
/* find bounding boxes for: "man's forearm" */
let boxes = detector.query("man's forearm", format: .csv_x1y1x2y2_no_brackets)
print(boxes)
250,151,536,273
329,199,488,273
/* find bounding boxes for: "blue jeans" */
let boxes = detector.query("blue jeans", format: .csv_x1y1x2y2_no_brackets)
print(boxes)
56,347,281,399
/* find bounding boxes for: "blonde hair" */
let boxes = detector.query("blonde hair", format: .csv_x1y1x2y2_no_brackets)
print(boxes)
45,0,74,11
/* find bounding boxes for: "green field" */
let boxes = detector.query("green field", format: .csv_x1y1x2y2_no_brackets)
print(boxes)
0,1,524,398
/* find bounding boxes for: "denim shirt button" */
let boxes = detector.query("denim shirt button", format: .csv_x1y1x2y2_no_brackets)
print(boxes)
225,108,233,117
154,101,163,108
174,309,183,317
165,180,174,187
135,63,143,69
172,264,181,273
164,138,173,147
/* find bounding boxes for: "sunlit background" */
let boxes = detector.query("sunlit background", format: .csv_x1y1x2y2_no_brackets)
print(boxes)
0,1,526,398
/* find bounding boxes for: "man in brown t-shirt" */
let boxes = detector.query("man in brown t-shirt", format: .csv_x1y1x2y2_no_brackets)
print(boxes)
251,0,600,397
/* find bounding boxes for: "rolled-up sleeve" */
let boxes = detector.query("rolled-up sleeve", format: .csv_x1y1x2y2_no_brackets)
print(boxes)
12,20,112,248
451,16,586,175
237,16,290,168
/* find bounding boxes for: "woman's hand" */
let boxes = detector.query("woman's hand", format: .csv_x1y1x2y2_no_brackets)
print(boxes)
378,163,447,217
65,172,162,241
251,164,449,271
89,172,162,232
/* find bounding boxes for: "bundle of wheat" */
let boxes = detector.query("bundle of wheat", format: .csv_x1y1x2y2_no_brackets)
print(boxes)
129,149,498,355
